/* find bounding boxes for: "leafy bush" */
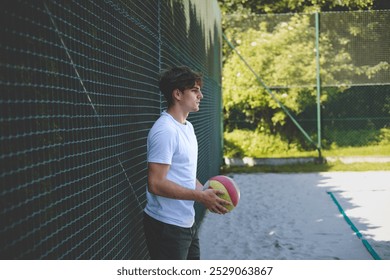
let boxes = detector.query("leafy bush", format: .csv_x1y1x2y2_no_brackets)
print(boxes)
324,127,390,147
224,129,302,158
379,128,390,144
224,128,390,158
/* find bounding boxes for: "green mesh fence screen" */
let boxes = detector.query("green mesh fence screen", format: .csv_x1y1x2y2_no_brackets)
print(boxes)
310,11,389,147
0,0,222,259
223,10,389,149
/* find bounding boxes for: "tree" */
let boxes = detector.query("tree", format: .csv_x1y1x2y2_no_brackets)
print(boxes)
218,0,386,15
223,13,358,132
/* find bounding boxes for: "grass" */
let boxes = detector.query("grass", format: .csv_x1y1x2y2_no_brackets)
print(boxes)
221,161,390,174
224,128,390,158
321,144,390,157
222,143,390,173
252,144,390,158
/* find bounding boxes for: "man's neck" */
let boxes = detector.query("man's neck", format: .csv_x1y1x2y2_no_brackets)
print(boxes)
167,107,188,124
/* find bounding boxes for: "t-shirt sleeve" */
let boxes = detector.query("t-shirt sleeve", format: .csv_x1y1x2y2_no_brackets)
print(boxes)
147,125,176,165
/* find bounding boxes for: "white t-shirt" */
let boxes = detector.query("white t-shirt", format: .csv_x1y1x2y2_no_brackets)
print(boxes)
144,111,198,227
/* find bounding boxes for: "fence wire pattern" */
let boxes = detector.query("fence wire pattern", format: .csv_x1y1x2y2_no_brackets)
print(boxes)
0,0,222,259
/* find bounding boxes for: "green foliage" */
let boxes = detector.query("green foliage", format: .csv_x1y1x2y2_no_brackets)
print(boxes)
223,13,359,136
218,0,376,15
324,129,381,147
224,128,390,158
220,0,390,158
224,129,304,157
324,127,390,148
379,128,390,144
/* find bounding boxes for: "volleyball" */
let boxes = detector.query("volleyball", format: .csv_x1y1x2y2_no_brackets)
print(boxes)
204,175,240,212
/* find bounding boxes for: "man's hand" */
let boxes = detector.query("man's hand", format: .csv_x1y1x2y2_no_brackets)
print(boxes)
200,188,232,214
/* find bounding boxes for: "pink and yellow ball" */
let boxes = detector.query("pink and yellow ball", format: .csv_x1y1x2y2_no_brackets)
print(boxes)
204,175,240,212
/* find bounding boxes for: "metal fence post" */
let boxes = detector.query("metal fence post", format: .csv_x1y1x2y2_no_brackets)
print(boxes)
315,12,323,160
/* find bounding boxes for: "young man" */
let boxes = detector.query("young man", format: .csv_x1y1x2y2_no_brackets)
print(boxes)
143,66,230,260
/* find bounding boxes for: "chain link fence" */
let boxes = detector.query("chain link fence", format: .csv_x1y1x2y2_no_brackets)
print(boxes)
0,0,222,259
223,10,390,155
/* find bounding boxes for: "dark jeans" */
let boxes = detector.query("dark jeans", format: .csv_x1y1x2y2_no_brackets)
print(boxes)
143,212,200,260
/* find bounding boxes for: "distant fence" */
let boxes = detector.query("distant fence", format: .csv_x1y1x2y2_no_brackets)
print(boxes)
0,0,222,259
223,10,390,152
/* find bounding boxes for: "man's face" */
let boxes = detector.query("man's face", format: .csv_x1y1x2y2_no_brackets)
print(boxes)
180,82,203,112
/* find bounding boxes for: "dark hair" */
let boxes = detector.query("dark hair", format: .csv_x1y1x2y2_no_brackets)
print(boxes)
159,66,203,107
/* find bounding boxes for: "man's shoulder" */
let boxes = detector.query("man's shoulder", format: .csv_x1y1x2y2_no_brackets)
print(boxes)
152,114,176,129
149,115,177,139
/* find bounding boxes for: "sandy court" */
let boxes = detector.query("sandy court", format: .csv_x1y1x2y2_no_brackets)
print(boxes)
199,171,390,260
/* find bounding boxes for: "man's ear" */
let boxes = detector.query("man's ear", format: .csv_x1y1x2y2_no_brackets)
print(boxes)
173,89,182,101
